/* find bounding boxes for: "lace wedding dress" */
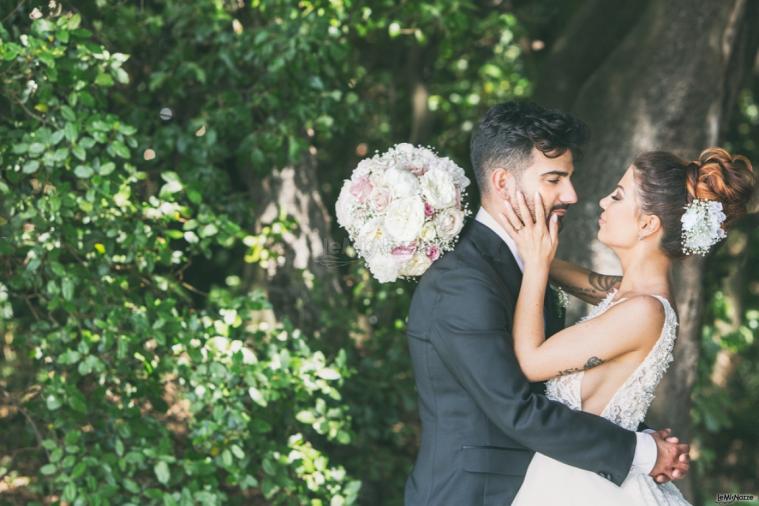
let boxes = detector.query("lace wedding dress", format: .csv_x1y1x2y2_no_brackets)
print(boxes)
513,292,692,505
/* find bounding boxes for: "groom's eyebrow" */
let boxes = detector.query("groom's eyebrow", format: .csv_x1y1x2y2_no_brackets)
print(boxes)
541,170,572,177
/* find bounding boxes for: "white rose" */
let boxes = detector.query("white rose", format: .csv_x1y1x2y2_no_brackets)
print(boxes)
400,252,432,277
383,196,426,243
439,157,470,190
381,167,420,198
354,158,383,179
420,168,457,209
394,143,415,155
335,180,357,231
367,254,402,283
434,208,465,241
419,222,437,242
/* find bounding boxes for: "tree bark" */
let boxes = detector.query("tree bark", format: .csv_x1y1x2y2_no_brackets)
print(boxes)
533,0,649,109
247,151,345,335
536,0,759,500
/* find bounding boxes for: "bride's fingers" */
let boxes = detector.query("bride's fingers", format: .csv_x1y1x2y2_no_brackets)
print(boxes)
502,200,522,234
533,191,546,227
508,185,520,220
549,213,559,245
517,191,532,229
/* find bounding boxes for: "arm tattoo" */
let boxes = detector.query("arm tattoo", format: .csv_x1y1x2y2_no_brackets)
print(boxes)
554,272,622,304
588,272,622,294
558,356,605,377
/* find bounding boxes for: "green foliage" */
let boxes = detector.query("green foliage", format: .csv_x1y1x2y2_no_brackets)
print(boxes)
0,8,356,505
0,1,531,502
691,84,759,502
10,1,754,505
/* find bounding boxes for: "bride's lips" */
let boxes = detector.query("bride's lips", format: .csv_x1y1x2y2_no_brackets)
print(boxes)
598,215,605,225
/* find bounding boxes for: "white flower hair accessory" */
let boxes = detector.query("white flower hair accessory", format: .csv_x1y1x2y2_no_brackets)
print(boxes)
680,199,727,256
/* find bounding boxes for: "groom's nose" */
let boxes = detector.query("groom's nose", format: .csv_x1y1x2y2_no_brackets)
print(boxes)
560,181,578,205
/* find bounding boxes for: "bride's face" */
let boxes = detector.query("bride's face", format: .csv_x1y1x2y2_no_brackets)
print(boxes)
597,166,643,248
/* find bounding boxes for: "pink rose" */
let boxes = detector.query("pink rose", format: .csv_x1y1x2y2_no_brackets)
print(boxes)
370,186,392,213
426,245,440,261
424,201,434,217
350,176,373,203
391,243,417,262
407,164,428,176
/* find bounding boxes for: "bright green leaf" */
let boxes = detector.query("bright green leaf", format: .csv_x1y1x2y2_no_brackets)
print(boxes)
154,461,170,485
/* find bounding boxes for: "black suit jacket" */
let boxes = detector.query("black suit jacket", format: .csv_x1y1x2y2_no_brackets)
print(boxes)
404,220,637,506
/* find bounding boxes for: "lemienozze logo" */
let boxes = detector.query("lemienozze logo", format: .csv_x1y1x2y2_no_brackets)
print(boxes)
715,492,758,504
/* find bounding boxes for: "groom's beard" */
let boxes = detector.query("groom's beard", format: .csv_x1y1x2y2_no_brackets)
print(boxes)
551,205,570,232
507,195,570,231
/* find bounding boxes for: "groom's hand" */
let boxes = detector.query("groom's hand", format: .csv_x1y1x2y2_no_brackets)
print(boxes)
649,428,690,484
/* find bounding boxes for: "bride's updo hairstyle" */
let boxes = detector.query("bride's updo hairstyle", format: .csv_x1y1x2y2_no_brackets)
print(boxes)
632,147,755,258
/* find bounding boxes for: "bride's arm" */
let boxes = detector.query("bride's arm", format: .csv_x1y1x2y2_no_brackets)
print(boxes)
514,287,664,381
550,258,622,305
502,192,662,382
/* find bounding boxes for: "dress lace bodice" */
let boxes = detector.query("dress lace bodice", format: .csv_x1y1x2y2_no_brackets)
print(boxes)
545,291,678,431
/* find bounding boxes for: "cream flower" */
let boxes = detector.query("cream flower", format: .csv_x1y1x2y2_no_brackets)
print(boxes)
420,168,457,209
381,167,420,198
335,180,357,232
367,254,402,283
419,222,437,242
400,252,433,277
358,218,388,257
434,207,465,241
384,196,426,243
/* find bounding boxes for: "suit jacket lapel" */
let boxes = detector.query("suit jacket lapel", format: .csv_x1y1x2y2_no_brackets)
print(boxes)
467,220,562,392
467,221,522,294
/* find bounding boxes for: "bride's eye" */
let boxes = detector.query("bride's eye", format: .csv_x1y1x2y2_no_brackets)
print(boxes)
611,193,621,201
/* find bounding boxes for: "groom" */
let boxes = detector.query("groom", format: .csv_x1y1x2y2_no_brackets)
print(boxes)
405,101,690,505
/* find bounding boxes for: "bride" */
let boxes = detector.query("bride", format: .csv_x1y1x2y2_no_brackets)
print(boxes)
501,148,754,505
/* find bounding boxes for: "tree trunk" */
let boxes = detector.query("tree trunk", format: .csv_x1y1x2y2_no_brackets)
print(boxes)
246,152,345,336
536,0,759,500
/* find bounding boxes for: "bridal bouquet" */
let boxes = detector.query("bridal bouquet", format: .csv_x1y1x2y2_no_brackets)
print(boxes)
336,143,471,282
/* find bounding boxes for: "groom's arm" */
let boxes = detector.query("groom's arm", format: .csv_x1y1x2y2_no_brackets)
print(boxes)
431,266,637,486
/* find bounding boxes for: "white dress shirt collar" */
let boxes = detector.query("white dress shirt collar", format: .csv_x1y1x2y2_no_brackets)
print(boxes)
475,206,524,272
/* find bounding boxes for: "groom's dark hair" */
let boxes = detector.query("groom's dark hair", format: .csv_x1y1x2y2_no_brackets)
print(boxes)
470,101,589,194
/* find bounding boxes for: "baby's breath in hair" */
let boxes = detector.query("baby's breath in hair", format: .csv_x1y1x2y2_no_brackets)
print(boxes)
680,199,727,256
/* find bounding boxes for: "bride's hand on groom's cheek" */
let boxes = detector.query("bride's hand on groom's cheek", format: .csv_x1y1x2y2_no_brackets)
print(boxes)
502,191,559,268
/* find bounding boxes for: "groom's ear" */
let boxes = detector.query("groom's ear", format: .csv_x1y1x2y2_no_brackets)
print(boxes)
490,168,516,198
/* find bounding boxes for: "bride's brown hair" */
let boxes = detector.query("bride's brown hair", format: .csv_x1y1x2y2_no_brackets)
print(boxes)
632,147,755,258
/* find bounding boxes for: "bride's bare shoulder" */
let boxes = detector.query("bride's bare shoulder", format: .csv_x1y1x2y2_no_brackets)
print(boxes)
606,294,667,343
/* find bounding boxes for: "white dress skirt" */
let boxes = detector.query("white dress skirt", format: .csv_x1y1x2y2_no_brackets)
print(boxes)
513,293,691,506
